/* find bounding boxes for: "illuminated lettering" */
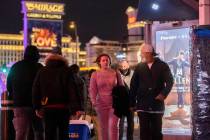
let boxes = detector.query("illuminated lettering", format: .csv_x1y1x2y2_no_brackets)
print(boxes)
32,37,57,47
27,13,62,19
25,2,64,14
36,38,45,46
31,28,57,48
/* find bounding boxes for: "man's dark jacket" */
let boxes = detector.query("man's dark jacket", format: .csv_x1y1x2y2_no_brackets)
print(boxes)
32,54,83,113
130,58,174,112
7,60,42,107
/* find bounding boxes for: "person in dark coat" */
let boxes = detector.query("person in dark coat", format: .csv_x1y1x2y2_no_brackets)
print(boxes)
7,45,44,140
118,60,134,140
130,44,174,140
69,64,86,114
32,47,83,140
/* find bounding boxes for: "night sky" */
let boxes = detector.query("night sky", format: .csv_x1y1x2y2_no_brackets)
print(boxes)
0,0,138,47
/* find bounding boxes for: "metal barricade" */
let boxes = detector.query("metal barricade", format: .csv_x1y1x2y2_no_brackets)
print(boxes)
1,91,15,140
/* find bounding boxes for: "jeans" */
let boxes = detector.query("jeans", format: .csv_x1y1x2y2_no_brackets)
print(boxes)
119,111,134,140
138,112,163,140
176,83,185,108
13,107,44,140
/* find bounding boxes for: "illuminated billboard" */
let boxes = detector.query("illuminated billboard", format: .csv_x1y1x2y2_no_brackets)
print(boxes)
24,1,64,14
28,20,62,48
156,28,191,135
22,1,64,20
31,27,57,48
21,1,64,49
27,20,63,62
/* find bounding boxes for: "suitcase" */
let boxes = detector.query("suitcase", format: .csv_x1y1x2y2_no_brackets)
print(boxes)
69,119,91,140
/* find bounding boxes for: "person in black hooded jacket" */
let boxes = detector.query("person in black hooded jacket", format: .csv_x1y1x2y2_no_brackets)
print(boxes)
32,47,83,140
7,45,43,140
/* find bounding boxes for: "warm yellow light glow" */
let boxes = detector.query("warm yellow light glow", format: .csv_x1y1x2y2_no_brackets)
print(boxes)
0,45,24,51
0,34,23,40
128,16,137,24
25,1,64,14
79,51,87,55
78,58,86,61
27,13,62,19
31,27,57,48
62,48,74,53
69,22,76,29
126,6,135,13
80,66,98,71
127,22,146,29
0,34,83,54
62,37,72,43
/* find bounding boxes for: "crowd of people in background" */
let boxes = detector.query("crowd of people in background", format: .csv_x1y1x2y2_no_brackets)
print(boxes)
6,43,174,140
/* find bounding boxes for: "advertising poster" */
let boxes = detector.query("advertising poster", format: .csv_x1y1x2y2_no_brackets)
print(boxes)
28,20,62,48
156,28,191,135
27,20,62,61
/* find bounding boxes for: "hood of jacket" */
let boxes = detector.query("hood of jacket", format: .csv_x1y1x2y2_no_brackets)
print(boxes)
45,54,68,68
24,45,40,62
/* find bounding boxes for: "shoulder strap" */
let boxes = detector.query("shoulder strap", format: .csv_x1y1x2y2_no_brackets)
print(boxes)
115,70,120,86
95,71,99,90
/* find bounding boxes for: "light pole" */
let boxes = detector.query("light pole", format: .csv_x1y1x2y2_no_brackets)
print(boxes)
69,21,79,64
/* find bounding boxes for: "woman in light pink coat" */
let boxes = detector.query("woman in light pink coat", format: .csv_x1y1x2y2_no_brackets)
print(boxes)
89,54,123,140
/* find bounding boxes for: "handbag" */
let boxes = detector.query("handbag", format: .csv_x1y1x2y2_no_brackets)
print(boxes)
112,71,130,118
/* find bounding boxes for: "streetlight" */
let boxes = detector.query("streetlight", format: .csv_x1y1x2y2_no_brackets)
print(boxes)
151,3,159,10
69,21,79,64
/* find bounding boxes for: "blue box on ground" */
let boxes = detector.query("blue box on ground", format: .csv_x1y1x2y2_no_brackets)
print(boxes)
69,120,91,140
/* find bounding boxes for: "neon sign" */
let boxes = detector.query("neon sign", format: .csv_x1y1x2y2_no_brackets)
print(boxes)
25,2,64,14
27,13,62,20
128,16,137,24
127,22,145,29
31,28,57,48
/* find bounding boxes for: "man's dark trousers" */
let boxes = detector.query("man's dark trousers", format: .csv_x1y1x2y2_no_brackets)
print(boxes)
119,111,134,140
138,112,163,140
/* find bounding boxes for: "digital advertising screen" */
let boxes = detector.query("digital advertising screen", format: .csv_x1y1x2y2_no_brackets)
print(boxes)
156,28,191,135
27,20,62,62
28,20,62,48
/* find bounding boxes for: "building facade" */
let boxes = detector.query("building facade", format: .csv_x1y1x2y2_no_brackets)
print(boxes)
0,33,86,67
126,6,145,42
0,34,24,66
86,36,143,67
